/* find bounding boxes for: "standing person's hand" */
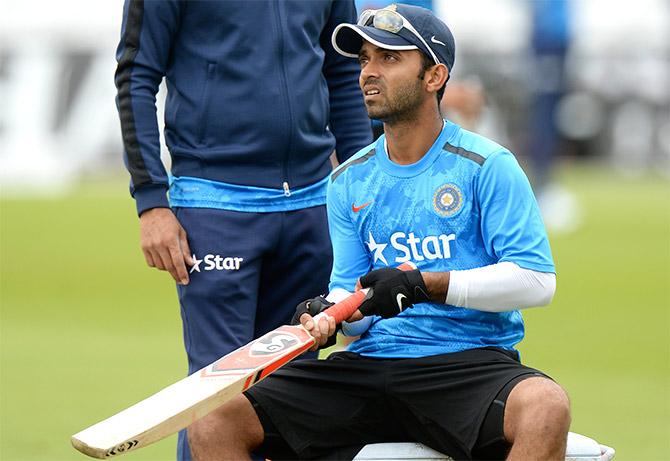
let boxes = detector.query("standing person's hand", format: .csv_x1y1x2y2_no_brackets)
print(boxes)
139,208,194,285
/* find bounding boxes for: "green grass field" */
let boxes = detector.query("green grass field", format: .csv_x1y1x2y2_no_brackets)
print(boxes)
1,165,669,460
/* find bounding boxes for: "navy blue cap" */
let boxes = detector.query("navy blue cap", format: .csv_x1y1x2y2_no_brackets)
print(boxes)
332,3,455,70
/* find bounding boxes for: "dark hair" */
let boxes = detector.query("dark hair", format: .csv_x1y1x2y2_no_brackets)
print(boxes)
419,52,447,104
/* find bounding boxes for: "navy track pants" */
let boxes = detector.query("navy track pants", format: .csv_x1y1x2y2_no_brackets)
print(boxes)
174,206,333,460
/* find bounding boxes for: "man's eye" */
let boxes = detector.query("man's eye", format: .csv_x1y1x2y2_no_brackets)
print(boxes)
384,54,397,62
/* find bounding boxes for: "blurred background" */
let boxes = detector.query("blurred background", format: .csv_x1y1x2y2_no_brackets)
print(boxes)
1,0,668,460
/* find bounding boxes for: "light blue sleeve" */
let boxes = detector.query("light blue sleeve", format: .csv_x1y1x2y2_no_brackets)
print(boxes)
327,177,373,292
341,317,374,337
476,151,555,273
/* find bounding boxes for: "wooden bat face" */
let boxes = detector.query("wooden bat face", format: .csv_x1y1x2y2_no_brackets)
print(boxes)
71,325,315,458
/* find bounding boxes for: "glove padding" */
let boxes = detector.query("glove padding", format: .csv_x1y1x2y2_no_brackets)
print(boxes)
358,268,430,318
291,296,337,349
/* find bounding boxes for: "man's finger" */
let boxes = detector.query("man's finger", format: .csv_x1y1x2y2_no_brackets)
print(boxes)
317,315,333,345
327,316,336,340
326,315,336,332
300,313,315,331
302,314,321,351
152,248,168,270
156,247,180,282
143,249,156,268
168,244,189,285
179,230,193,266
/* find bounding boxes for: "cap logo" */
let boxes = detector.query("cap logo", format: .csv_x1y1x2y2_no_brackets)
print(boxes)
430,35,446,47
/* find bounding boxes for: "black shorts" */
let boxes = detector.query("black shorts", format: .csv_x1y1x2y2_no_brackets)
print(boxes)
245,347,548,460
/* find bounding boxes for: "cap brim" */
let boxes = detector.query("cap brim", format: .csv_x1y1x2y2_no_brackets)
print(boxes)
332,24,418,58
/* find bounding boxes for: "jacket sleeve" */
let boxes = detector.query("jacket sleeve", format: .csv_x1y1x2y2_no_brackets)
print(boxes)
114,0,181,215
321,0,373,164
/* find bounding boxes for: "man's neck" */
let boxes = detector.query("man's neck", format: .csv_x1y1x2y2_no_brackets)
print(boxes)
383,110,444,165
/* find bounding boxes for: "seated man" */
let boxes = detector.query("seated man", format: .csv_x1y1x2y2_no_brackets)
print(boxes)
186,4,570,460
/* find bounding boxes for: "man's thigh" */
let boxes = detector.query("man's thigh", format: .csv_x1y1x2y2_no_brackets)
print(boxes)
387,348,549,460
175,207,274,372
256,206,333,339
245,353,405,460
246,349,549,460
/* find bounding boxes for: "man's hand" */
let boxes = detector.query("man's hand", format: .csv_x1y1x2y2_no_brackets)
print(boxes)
292,296,337,351
139,208,193,285
358,268,430,318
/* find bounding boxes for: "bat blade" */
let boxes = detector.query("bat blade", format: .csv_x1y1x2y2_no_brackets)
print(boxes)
71,265,414,459
71,325,315,458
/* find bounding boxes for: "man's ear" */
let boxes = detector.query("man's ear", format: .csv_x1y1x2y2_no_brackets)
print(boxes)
424,64,449,93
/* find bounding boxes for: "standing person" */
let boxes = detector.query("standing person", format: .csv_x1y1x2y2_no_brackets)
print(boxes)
114,1,372,459
527,0,580,233
186,4,570,461
528,0,572,191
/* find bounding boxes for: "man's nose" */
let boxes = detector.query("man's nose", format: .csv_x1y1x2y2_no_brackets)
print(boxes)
360,58,380,82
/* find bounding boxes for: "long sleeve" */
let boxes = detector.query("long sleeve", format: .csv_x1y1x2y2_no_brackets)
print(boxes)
114,0,181,215
321,0,372,163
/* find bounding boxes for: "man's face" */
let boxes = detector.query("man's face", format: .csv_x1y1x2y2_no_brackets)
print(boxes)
357,41,426,123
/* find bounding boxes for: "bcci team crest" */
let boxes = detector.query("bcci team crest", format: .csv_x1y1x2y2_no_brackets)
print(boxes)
433,183,463,217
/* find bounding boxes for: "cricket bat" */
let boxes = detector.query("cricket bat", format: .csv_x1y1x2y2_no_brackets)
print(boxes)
71,287,375,458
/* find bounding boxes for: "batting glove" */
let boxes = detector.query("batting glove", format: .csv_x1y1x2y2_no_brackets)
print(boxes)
358,268,430,318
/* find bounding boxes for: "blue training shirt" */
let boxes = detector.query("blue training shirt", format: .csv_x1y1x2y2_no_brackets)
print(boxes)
328,120,555,358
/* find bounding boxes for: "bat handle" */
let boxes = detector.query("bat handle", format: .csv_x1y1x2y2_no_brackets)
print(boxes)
318,288,371,324
319,262,416,324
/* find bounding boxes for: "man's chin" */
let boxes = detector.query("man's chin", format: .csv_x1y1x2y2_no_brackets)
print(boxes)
366,108,388,121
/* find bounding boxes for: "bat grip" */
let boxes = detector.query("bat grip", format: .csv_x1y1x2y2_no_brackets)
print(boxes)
319,288,370,324
319,262,415,324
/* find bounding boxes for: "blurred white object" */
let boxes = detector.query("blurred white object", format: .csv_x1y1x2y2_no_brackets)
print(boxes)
0,42,73,193
556,92,606,141
0,0,126,194
353,432,615,460
610,101,657,176
537,183,583,235
434,0,529,54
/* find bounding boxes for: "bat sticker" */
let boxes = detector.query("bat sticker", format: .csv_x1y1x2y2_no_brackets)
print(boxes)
249,332,299,356
106,440,138,457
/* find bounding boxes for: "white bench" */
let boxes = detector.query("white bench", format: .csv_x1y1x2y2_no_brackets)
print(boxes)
353,431,615,460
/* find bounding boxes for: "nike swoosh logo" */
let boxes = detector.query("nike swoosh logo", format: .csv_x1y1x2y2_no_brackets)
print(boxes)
396,293,407,312
431,35,446,46
352,201,373,213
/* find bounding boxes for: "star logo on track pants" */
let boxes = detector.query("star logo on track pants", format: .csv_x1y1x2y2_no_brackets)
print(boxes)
189,254,243,273
190,254,203,273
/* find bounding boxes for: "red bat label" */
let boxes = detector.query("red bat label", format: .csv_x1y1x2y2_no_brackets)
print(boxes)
201,326,312,379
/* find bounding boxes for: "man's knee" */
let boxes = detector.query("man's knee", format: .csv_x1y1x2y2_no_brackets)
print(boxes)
188,394,264,459
504,377,571,442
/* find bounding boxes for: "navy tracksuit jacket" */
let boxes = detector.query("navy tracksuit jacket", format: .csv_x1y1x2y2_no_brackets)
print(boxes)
115,1,371,459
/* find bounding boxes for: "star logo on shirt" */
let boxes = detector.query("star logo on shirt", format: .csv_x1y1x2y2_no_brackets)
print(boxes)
189,254,203,273
366,232,388,265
